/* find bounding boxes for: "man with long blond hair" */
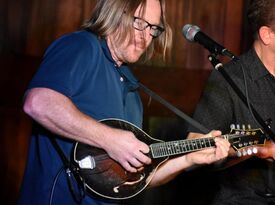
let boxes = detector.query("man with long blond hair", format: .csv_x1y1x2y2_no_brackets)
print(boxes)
17,0,230,204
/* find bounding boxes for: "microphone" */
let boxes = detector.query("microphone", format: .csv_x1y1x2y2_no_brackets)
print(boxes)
182,24,236,59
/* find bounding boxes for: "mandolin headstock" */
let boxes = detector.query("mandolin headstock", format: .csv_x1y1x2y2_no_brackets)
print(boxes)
226,124,266,157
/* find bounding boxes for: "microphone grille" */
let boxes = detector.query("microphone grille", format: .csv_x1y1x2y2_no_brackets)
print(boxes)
182,24,200,42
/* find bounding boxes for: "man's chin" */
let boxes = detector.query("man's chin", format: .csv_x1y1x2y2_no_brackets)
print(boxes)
125,56,141,64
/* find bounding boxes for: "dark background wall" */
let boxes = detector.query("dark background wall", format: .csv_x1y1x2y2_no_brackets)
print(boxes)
0,0,250,204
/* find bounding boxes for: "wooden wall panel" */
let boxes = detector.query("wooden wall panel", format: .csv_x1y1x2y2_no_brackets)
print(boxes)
0,108,32,205
1,0,32,54
1,0,244,69
224,0,245,54
165,0,244,69
132,66,212,116
25,0,96,56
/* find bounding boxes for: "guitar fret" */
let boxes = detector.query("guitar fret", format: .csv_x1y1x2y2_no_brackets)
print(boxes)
175,141,181,153
188,140,192,150
186,140,191,151
166,142,172,155
196,138,202,149
188,140,192,151
170,142,176,154
162,144,168,156
165,143,170,156
151,144,156,157
169,143,174,154
155,144,160,157
178,141,184,153
208,138,214,147
191,139,197,150
194,139,198,150
180,141,187,153
200,138,205,148
161,144,164,156
158,144,164,157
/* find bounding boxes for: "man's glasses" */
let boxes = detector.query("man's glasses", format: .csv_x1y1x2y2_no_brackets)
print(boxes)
133,17,164,38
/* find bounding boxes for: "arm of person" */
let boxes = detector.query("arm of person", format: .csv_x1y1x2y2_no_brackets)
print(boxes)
187,132,273,169
23,87,151,172
187,132,253,169
256,139,275,160
209,140,275,169
148,130,230,187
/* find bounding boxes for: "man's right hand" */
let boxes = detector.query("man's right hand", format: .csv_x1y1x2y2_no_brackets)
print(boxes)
103,128,152,172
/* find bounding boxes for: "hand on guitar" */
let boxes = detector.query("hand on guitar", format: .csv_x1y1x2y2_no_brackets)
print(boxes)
74,120,264,199
256,140,275,160
185,130,230,165
74,120,232,198
102,127,152,173
150,130,230,187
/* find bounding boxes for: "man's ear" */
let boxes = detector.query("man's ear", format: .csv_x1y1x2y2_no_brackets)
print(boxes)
258,26,272,45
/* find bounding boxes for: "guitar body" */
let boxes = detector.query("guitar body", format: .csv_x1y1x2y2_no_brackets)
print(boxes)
73,118,265,200
73,119,168,200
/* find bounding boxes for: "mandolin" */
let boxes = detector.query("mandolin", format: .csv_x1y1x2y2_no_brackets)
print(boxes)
72,118,265,200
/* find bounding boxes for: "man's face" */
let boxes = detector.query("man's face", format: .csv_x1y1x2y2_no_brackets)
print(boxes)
107,0,162,66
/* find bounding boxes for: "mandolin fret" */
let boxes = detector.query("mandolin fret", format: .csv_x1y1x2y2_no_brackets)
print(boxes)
151,137,216,158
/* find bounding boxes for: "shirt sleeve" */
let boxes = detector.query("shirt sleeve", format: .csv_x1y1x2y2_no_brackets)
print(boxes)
28,32,96,98
189,69,234,133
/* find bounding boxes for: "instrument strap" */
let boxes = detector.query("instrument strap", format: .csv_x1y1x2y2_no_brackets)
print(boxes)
138,82,210,134
49,137,85,203
116,67,210,134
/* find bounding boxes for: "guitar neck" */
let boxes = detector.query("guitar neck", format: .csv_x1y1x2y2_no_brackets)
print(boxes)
150,136,218,158
149,133,243,158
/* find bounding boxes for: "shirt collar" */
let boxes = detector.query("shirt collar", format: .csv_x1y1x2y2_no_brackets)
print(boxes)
245,48,270,81
98,37,139,90
99,37,117,65
99,37,129,68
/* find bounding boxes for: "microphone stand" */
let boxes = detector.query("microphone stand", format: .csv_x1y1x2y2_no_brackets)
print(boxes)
208,53,275,199
208,54,275,141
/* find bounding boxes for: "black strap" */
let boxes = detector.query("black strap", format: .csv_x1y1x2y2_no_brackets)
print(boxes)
116,67,210,134
49,138,85,203
49,138,71,167
138,83,210,134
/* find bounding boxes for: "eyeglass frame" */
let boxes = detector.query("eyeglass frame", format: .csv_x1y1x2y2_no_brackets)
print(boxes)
132,16,165,38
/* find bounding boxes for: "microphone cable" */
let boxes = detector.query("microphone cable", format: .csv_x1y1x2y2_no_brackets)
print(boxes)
49,166,65,205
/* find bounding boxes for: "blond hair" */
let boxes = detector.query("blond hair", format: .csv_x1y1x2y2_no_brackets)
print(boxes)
82,0,172,61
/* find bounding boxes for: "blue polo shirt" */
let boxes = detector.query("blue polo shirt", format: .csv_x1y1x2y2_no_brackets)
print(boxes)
17,30,143,205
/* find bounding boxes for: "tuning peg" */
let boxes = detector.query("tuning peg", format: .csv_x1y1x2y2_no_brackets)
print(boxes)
247,149,252,155
242,149,247,156
237,124,240,129
247,148,258,155
247,124,251,129
230,124,236,129
242,124,245,130
237,148,258,157
236,151,242,157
